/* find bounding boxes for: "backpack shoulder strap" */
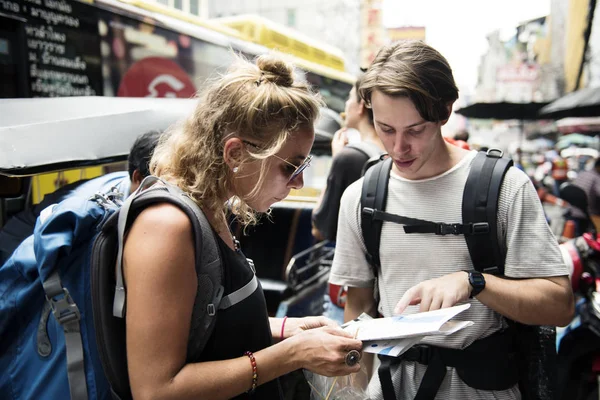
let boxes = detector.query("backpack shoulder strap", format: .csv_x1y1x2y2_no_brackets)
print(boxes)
462,150,513,275
112,177,256,355
360,157,393,272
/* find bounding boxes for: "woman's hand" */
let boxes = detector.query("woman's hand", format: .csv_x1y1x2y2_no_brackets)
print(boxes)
283,316,338,339
286,326,363,377
331,128,348,157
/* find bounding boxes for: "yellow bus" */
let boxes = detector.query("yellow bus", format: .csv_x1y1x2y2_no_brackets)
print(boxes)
2,0,353,201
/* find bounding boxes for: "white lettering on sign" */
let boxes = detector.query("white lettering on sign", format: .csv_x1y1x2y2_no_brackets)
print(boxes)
0,0,20,13
30,6,79,27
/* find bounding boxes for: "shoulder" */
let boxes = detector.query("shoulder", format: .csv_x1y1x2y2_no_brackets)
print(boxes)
336,146,370,162
328,147,369,178
336,144,368,159
341,178,364,202
501,165,533,193
123,203,196,280
128,203,194,242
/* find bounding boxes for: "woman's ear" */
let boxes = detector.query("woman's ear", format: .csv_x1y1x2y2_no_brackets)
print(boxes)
223,137,244,171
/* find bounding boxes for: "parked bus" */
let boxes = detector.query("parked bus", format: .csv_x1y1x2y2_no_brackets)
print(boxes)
0,0,352,199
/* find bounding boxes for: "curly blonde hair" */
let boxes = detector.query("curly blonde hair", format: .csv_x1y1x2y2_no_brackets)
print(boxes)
150,53,323,228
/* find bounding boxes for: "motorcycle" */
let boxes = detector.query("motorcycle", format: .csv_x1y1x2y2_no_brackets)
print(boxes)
557,184,600,400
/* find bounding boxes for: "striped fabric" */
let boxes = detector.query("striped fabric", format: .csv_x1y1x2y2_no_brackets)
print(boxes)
330,150,568,400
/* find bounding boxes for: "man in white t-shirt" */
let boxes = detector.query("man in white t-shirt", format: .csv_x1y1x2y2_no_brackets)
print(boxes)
329,40,574,400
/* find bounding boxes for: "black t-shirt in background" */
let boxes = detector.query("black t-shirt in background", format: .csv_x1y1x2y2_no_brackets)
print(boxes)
312,147,370,241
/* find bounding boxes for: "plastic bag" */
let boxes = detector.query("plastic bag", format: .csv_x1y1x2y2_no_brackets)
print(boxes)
303,363,370,400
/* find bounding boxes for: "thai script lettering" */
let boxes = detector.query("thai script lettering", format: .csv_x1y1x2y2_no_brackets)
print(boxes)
27,39,66,54
30,64,90,85
43,0,72,13
41,53,86,70
31,79,96,96
25,25,67,43
0,0,20,13
30,6,79,27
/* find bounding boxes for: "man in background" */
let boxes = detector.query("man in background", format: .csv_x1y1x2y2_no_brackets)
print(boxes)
0,130,162,265
572,157,600,232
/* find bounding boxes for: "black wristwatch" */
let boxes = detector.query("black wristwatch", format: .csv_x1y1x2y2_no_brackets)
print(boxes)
467,270,486,298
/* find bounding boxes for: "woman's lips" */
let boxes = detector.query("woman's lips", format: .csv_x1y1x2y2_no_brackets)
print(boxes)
394,159,415,168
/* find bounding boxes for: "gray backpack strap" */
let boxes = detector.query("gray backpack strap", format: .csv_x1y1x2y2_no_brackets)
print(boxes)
42,271,88,400
112,176,257,358
218,273,259,310
112,176,159,318
113,176,224,318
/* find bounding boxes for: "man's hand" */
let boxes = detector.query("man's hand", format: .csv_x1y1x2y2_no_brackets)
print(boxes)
394,271,471,314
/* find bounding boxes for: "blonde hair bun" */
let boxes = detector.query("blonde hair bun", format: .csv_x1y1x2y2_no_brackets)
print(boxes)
256,54,295,87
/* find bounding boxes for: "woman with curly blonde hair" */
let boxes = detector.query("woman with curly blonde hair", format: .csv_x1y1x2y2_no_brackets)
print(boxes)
123,54,363,399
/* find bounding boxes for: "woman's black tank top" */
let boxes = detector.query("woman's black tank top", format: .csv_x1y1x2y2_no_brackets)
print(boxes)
199,234,283,399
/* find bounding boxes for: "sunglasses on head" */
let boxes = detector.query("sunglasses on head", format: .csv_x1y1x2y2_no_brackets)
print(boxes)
242,140,312,183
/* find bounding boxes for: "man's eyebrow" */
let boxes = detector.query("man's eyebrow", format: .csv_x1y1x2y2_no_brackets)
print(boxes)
375,120,426,129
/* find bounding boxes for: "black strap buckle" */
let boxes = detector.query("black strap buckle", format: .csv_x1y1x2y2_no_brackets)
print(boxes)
437,223,462,236
362,207,375,219
404,345,434,364
469,222,490,235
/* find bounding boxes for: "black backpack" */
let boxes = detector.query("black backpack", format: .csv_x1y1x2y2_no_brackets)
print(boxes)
346,141,386,177
91,176,256,400
360,150,557,400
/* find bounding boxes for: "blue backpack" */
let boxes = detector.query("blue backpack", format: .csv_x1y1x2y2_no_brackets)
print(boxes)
0,176,253,399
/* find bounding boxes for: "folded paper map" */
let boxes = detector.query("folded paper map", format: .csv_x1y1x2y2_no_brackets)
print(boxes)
343,303,473,357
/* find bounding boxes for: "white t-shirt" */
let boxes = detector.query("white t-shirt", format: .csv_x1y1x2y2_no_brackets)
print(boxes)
329,150,568,400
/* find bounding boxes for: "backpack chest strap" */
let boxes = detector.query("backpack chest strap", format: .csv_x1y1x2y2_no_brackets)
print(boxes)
363,208,490,236
378,328,519,400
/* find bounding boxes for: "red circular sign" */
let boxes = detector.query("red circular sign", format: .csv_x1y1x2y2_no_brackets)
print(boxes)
117,57,197,98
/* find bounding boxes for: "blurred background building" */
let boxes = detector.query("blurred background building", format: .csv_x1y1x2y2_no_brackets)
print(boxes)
207,0,363,74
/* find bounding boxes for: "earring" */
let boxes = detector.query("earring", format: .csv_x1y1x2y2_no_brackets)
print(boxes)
233,167,239,173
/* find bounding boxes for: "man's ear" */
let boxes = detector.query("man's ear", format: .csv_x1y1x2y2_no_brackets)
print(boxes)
132,169,142,186
440,101,456,126
223,137,244,171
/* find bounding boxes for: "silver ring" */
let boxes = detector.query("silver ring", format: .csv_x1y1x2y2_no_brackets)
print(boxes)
345,350,361,367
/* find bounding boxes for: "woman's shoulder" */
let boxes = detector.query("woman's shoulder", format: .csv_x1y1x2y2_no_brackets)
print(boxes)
129,202,194,240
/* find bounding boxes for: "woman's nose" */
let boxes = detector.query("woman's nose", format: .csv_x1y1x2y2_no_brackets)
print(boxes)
288,173,304,190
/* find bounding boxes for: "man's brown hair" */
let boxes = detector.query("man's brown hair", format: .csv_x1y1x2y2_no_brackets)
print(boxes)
359,40,459,122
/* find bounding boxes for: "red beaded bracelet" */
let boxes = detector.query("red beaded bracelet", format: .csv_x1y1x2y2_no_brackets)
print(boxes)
244,351,258,394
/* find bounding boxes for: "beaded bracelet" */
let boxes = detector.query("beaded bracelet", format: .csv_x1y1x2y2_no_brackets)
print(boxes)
280,316,288,340
244,351,258,394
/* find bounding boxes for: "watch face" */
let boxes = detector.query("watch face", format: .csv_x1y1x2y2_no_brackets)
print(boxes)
470,273,485,287
469,271,486,296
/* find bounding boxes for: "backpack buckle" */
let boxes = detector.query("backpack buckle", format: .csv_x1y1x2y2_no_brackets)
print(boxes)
207,303,216,316
46,288,81,325
437,223,461,235
362,207,375,219
470,222,490,235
